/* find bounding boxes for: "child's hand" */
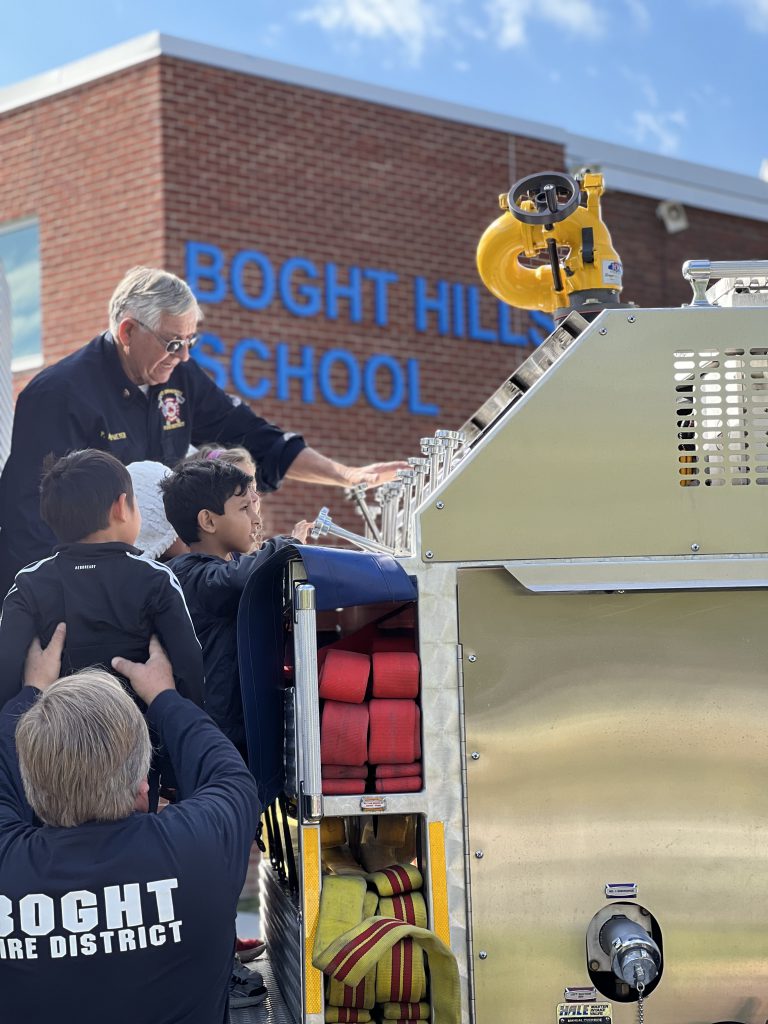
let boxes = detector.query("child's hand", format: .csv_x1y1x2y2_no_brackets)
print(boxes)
112,635,175,706
291,520,313,544
23,622,66,690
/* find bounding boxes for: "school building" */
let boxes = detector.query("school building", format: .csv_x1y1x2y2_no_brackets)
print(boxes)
1,32,767,533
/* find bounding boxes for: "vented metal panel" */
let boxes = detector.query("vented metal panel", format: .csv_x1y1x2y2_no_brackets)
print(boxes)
420,307,768,562
675,346,768,487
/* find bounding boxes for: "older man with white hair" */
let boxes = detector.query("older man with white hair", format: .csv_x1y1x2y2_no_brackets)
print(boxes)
0,265,406,591
0,625,260,1023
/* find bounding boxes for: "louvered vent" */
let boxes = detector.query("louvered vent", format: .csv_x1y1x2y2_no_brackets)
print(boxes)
676,348,768,487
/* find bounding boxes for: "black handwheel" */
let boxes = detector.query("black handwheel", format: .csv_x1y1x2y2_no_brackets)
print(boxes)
508,171,580,225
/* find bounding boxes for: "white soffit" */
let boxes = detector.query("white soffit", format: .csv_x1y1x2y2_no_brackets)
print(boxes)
1,31,767,224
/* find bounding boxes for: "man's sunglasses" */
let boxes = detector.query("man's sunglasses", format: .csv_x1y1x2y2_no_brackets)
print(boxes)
133,318,199,354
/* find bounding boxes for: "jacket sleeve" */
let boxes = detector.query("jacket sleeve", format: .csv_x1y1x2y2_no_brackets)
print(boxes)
193,538,297,616
0,583,40,708
0,380,86,574
0,688,39,828
187,359,306,492
147,690,260,870
149,568,205,708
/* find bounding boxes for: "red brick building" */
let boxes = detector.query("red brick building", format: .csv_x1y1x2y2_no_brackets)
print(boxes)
1,33,767,534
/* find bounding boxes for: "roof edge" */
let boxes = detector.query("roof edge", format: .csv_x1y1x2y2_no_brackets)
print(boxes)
0,32,163,116
1,32,767,223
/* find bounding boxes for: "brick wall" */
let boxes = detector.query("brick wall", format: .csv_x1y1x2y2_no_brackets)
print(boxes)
3,55,768,539
158,56,562,536
0,61,166,394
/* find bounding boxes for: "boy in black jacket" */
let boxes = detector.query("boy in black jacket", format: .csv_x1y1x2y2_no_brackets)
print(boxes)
161,460,301,756
0,449,204,709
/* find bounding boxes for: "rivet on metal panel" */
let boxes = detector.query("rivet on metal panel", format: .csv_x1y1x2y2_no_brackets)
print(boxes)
589,960,600,971
627,315,636,323
425,550,434,559
478,951,488,960
468,654,477,663
474,850,484,859
435,501,445,509
599,327,607,335
691,543,700,552
471,751,480,760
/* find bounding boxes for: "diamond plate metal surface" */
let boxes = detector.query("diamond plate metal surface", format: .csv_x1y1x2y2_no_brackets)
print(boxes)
229,955,297,1024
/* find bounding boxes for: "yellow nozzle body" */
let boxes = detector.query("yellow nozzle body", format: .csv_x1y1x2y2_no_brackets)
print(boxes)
476,173,622,313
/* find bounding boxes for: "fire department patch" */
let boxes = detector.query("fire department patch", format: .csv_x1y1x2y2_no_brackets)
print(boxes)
158,388,186,430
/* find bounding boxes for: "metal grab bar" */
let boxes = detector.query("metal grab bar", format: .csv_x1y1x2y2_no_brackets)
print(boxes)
683,259,768,306
293,584,323,823
311,506,396,555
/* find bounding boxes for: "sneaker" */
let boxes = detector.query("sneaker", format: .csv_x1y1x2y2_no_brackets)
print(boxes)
229,977,268,1009
230,959,268,1008
232,958,265,989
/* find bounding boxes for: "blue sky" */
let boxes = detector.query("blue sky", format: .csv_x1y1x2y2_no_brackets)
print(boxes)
1,0,767,179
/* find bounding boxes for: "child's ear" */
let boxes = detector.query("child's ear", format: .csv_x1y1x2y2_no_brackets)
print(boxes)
112,493,132,523
198,508,217,535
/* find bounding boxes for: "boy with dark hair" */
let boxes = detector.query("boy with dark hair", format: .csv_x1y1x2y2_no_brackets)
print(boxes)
161,460,303,755
0,449,204,709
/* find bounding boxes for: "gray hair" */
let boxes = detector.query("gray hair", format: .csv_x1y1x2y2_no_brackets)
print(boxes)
16,670,152,828
108,266,202,335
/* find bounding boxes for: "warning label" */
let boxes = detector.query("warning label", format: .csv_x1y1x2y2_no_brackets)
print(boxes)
557,1003,612,1024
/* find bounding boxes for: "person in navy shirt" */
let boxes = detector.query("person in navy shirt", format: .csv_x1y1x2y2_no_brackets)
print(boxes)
0,266,407,592
0,628,260,1024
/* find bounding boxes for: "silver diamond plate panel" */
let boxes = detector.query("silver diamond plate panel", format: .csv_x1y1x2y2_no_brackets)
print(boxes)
229,954,297,1024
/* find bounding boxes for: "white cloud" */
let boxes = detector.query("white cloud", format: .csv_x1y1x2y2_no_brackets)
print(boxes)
621,68,658,107
297,0,439,64
456,13,488,40
485,0,605,48
714,0,768,31
621,0,651,30
630,108,687,155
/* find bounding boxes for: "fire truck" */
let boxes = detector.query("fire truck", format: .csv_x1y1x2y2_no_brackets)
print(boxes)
7,171,765,1024
233,170,768,1024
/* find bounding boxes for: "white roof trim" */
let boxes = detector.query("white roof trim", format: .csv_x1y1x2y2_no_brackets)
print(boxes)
0,33,163,116
1,31,767,224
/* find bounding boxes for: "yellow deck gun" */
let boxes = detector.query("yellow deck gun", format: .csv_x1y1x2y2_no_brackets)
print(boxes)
476,170,627,319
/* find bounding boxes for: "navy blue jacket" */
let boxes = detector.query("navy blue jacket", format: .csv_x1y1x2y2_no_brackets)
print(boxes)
0,542,204,709
0,686,260,1024
0,333,306,590
170,539,295,753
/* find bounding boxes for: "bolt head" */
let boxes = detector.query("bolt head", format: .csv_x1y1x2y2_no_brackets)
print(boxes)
478,950,488,960
436,501,444,510
475,850,484,859
691,543,700,552
627,315,636,323
589,959,600,971
471,751,480,760
425,550,434,559
599,327,608,335
468,653,477,663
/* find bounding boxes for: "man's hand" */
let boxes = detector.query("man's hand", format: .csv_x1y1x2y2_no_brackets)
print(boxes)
112,635,176,706
24,622,66,691
286,448,408,488
342,461,409,488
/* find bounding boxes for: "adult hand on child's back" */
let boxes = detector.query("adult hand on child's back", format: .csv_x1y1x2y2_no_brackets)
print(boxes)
112,635,176,706
24,622,66,690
